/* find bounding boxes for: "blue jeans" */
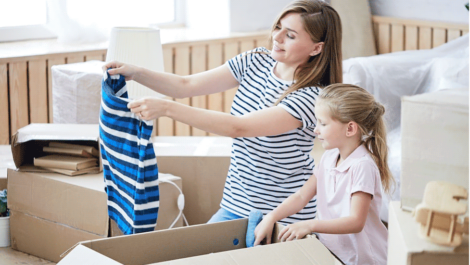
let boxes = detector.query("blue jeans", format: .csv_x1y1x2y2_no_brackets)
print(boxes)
207,208,244,223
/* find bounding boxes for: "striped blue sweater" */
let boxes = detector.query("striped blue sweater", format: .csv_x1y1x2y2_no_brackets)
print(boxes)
99,70,160,234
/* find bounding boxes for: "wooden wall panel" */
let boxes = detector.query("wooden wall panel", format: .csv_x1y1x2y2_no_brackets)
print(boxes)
391,24,405,52
67,55,85,64
9,62,29,137
418,27,432,50
174,46,191,136
190,44,208,136
377,23,390,54
0,64,9,144
28,59,48,123
207,43,223,136
85,54,104,61
157,46,175,137
223,42,239,114
47,57,66,123
432,28,446,48
255,36,270,49
240,40,256,54
447,29,461,42
405,25,418,50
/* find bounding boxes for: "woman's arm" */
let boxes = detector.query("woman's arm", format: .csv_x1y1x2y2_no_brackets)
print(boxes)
253,174,317,245
278,191,372,241
129,98,303,138
104,62,239,99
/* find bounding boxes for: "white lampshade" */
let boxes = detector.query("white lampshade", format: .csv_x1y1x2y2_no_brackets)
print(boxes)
106,27,165,99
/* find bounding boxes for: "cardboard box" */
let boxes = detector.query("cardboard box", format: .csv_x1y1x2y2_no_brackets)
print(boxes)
58,218,342,265
401,89,469,210
388,201,468,264
8,169,183,262
153,136,232,225
11,123,103,173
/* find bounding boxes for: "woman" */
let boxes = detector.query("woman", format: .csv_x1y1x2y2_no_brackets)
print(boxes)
103,0,342,224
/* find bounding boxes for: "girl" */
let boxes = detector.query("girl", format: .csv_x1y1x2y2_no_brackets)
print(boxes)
103,0,342,225
254,84,392,265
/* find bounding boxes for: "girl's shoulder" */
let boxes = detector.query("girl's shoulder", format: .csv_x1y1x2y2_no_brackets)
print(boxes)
350,156,380,176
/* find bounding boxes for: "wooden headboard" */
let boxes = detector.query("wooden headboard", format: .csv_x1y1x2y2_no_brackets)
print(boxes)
0,16,468,144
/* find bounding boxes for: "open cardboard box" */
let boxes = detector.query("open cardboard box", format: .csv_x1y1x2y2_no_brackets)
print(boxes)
59,218,342,265
11,123,103,173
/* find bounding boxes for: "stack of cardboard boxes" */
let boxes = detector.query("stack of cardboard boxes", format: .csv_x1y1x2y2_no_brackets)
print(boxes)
7,124,183,263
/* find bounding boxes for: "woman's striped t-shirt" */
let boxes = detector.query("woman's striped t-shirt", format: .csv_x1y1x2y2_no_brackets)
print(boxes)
222,47,320,224
99,71,160,234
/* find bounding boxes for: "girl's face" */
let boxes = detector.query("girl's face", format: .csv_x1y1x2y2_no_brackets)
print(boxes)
271,12,321,68
313,102,348,150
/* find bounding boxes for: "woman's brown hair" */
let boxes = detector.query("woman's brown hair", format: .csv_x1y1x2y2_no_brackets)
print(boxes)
319,84,394,194
271,0,343,105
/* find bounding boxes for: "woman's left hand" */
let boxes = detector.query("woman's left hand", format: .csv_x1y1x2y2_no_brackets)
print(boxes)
127,97,169,120
278,220,314,242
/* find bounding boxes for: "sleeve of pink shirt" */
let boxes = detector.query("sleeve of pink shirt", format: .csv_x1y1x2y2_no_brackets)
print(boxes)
350,160,379,198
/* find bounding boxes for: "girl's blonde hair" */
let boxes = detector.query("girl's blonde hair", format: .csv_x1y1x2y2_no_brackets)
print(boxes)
272,0,343,105
319,84,394,194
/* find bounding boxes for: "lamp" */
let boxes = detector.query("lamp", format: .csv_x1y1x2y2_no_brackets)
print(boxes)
106,27,165,99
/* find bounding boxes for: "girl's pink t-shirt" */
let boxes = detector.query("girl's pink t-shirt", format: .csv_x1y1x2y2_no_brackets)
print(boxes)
314,145,388,265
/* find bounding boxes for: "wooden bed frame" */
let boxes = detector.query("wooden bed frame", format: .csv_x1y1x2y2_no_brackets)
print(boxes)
0,16,468,144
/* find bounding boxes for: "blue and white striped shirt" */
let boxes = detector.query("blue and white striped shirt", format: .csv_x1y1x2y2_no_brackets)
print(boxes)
99,71,160,234
222,47,319,224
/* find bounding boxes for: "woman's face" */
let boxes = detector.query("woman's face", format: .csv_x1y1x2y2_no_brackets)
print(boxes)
271,12,320,68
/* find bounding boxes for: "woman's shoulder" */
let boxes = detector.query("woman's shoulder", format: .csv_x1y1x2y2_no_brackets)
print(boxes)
286,86,322,100
242,47,273,60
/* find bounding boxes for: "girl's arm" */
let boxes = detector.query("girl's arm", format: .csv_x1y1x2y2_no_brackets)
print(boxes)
105,62,239,98
253,174,317,245
129,98,303,138
278,191,372,241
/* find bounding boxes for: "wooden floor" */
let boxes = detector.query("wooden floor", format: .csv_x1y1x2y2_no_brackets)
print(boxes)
0,145,55,265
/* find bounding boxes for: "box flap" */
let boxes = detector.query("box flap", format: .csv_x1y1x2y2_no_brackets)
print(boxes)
62,218,340,265
154,238,337,265
74,219,248,265
402,88,469,112
57,245,122,265
14,123,99,144
8,169,108,235
11,123,101,170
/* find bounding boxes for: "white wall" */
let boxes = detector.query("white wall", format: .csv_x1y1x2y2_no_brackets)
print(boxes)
229,0,291,32
369,0,469,24
188,0,469,33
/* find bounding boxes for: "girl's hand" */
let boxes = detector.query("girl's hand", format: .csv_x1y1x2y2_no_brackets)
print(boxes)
102,61,141,81
278,220,314,242
254,215,276,246
128,97,169,120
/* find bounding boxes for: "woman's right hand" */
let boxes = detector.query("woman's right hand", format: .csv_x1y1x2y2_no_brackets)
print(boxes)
102,61,141,81
254,215,277,246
